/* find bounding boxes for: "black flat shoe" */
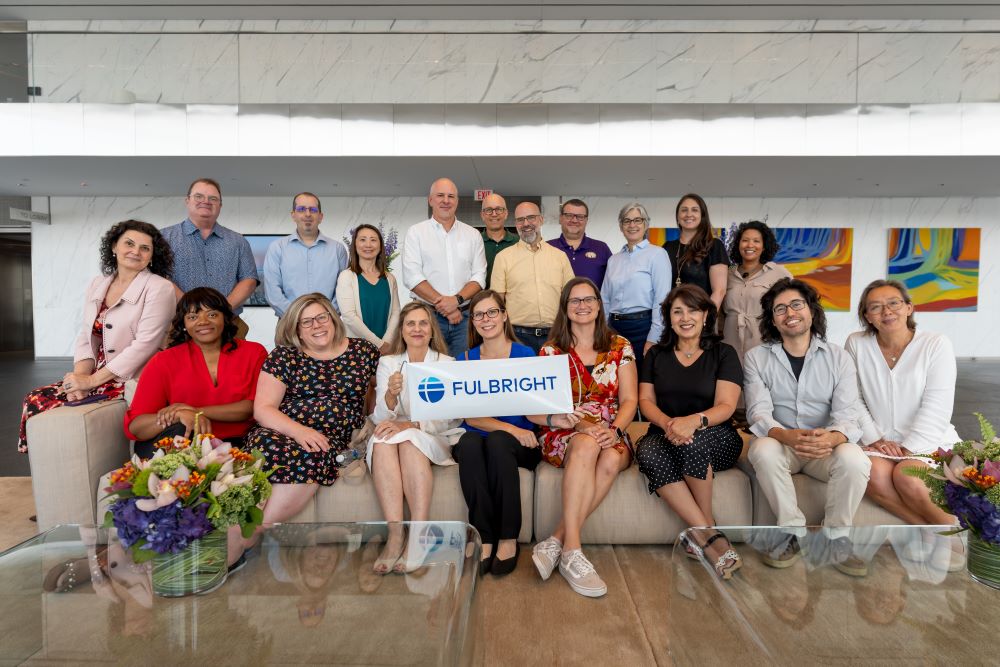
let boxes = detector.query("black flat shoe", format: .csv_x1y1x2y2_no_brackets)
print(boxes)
491,543,520,577
478,551,494,577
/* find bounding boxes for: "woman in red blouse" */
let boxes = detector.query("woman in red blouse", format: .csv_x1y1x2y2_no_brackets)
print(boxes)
125,287,266,457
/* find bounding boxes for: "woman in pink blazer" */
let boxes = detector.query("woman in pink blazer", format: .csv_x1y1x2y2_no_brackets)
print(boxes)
18,220,176,453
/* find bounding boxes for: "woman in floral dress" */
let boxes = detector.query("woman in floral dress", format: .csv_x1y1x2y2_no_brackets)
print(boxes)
245,293,379,527
531,277,638,599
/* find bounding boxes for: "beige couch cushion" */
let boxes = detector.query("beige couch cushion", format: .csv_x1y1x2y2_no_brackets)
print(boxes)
29,400,130,531
533,464,753,545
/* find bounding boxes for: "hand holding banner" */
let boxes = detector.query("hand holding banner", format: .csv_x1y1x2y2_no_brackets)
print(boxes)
406,355,573,421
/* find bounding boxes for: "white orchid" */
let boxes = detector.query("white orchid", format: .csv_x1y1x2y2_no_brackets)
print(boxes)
135,465,190,511
210,469,254,497
196,436,233,470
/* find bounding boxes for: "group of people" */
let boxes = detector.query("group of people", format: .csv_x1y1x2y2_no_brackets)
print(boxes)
19,176,963,600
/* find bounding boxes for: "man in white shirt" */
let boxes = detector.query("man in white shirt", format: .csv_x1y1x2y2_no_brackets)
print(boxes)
401,177,487,357
744,277,870,575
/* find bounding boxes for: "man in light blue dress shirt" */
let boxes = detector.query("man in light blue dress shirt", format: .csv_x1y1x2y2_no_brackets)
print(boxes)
744,277,870,575
263,192,349,318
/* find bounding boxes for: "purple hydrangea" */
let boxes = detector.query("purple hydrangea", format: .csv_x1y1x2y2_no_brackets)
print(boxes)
944,482,1000,544
110,498,214,554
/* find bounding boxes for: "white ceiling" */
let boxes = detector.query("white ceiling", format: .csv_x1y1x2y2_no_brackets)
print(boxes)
3,2,1000,21
4,155,1000,198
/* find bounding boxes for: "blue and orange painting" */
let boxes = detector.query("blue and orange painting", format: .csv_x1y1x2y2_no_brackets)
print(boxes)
887,228,980,312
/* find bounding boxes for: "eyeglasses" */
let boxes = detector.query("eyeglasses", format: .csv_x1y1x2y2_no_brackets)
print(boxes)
294,206,320,214
190,193,220,204
567,296,600,307
482,207,507,215
299,312,332,329
866,298,907,315
472,307,503,321
515,214,542,224
772,299,807,316
621,217,646,226
561,212,588,221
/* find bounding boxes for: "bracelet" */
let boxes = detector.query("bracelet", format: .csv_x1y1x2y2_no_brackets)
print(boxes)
546,414,554,428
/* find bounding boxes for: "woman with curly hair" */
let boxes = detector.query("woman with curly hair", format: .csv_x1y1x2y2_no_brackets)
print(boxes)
18,219,176,453
124,287,267,458
721,220,792,364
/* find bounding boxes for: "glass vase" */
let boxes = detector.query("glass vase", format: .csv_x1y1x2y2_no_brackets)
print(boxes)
967,533,1000,590
151,530,228,597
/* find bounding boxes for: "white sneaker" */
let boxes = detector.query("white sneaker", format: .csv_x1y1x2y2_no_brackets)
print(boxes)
532,536,562,581
559,549,607,598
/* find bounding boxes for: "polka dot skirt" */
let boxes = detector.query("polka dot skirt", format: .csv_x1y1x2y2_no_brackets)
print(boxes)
635,423,743,494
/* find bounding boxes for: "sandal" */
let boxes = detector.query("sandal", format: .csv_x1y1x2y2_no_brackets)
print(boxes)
686,531,743,580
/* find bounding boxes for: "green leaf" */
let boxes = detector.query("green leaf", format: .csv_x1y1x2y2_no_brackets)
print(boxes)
101,511,114,528
132,547,157,564
976,412,997,445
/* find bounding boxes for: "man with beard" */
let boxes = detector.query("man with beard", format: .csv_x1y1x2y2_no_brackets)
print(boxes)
491,201,575,353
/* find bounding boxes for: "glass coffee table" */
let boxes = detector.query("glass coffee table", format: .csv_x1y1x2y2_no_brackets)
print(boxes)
0,522,480,665
669,525,999,665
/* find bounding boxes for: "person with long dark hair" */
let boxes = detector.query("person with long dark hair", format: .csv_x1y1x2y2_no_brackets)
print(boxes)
452,290,541,576
745,278,869,575
19,219,175,453
721,220,792,363
664,193,728,310
124,287,267,458
634,284,744,579
532,277,638,598
336,223,401,354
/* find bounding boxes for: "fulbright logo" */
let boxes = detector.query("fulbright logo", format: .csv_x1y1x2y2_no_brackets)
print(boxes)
417,376,446,403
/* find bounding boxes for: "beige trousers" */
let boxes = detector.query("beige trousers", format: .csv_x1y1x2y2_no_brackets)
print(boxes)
748,436,871,528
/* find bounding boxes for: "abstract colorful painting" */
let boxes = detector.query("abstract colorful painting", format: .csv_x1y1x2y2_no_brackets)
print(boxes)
887,228,980,312
648,226,853,311
772,228,853,312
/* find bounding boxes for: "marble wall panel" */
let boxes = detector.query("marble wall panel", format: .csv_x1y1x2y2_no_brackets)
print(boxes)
858,34,1000,103
32,33,239,103
27,28,1000,104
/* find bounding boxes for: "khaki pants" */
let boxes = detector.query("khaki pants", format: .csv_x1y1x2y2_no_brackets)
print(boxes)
748,436,871,529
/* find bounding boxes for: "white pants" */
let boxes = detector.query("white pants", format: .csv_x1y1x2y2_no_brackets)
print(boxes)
748,436,871,530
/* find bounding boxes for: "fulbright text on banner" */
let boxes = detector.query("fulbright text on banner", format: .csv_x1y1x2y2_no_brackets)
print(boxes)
406,355,573,421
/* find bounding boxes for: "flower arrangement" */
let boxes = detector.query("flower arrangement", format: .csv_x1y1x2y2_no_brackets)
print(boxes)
909,413,1000,545
343,222,400,271
103,423,275,564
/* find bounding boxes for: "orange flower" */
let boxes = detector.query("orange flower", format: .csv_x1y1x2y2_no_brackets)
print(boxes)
110,462,136,485
963,467,998,490
230,448,255,464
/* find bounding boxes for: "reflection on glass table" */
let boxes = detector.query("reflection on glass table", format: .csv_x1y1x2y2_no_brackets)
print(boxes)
0,522,480,665
669,525,999,665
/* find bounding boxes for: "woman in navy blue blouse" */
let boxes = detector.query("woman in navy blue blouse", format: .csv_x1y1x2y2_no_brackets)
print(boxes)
452,290,542,577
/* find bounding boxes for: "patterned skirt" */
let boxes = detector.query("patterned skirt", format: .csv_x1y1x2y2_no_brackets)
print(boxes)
18,379,125,453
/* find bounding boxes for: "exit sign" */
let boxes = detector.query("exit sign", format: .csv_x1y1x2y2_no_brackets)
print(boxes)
474,189,493,201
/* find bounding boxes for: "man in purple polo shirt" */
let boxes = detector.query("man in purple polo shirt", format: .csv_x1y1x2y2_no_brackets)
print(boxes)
547,198,612,288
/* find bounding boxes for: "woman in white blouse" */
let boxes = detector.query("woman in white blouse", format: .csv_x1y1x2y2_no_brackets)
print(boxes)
336,224,401,354
845,279,959,525
367,301,463,574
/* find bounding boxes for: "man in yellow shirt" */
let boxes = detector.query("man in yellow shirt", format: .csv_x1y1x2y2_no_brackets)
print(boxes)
491,202,576,352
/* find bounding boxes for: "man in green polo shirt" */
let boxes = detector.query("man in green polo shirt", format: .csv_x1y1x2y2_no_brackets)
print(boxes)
480,193,518,289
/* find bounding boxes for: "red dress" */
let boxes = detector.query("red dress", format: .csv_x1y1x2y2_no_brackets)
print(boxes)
18,303,125,453
537,335,635,467
124,339,267,441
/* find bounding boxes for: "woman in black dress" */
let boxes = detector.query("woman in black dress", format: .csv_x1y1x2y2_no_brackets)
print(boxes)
664,193,729,311
634,284,744,579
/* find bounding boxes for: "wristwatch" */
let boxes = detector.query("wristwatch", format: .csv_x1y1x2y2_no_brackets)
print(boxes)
696,413,709,430
614,426,626,442
456,294,469,309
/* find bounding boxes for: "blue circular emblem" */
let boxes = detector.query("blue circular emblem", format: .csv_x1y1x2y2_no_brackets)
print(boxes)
417,523,444,553
417,376,446,403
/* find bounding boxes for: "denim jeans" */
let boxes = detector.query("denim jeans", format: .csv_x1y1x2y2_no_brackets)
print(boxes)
436,311,469,359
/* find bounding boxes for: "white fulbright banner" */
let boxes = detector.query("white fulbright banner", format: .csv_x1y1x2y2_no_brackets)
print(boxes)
406,355,573,421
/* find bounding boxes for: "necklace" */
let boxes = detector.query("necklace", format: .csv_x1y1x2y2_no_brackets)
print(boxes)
676,346,699,360
879,332,913,366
